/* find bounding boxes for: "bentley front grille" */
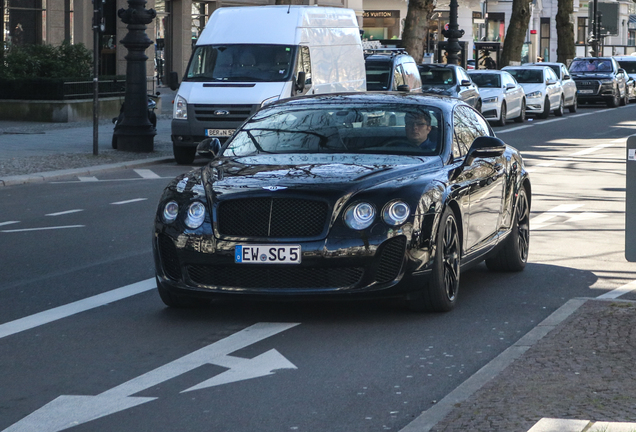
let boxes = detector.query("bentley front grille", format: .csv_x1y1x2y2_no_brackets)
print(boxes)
158,234,182,281
187,265,364,289
375,236,407,283
217,198,329,238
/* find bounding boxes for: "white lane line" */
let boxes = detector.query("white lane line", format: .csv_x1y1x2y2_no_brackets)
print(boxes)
46,209,83,217
0,221,19,227
531,204,583,230
496,125,534,134
0,278,156,340
570,143,613,157
134,169,161,179
111,198,148,205
537,117,567,125
78,176,99,182
569,111,596,118
1,225,85,233
597,280,636,299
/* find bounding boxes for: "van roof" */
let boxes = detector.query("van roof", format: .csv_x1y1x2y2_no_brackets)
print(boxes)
196,6,360,46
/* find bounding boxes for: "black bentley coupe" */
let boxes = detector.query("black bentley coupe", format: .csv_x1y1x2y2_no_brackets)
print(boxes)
153,93,531,312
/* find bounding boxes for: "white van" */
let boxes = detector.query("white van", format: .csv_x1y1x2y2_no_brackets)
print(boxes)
169,5,367,164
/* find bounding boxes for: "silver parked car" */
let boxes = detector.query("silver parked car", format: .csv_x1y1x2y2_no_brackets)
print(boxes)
468,69,526,126
524,62,578,112
502,66,565,118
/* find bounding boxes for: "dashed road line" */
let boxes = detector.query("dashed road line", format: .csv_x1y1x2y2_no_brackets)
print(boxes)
134,169,161,179
78,176,99,182
110,198,148,205
531,204,584,230
45,209,83,216
597,280,636,299
0,221,19,227
1,225,85,233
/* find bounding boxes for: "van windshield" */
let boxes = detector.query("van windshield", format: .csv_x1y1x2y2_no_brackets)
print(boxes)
185,44,296,82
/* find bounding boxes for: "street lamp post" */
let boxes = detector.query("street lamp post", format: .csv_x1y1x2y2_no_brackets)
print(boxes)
115,0,157,152
588,0,600,57
441,0,465,65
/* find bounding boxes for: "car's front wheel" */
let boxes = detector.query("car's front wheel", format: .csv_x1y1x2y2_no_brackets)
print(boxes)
554,96,564,117
485,187,530,272
607,87,620,107
538,96,550,119
514,99,526,123
407,207,460,312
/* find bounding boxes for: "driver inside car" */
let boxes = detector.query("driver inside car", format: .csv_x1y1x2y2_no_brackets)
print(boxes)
405,112,436,150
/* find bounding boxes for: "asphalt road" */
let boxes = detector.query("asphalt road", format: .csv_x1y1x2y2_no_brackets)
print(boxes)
1,102,635,432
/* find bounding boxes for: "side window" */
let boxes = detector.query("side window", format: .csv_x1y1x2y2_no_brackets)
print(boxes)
403,61,422,90
296,46,312,89
393,64,406,89
452,106,490,159
561,65,568,79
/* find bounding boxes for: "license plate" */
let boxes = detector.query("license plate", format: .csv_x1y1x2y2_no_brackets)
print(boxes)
206,129,234,137
235,245,301,264
579,89,594,94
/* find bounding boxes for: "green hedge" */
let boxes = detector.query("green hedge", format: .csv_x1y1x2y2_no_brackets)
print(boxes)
0,41,93,80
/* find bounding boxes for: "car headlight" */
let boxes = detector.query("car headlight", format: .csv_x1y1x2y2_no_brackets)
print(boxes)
185,201,206,229
525,91,542,98
174,95,188,120
382,201,410,226
482,96,498,104
162,201,179,224
344,202,376,230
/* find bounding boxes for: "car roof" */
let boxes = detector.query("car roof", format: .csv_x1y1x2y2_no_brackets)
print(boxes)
613,55,636,61
524,62,564,67
503,65,550,71
267,91,464,112
467,69,506,74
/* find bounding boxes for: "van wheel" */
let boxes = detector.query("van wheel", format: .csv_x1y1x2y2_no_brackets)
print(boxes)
173,144,196,165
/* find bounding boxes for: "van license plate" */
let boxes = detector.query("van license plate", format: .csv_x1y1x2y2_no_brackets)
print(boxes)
206,129,234,137
235,245,301,264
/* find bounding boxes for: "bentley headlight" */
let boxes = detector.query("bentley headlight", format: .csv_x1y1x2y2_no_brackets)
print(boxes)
525,91,542,98
382,201,410,226
482,96,498,104
174,95,188,120
162,201,179,224
344,202,376,230
185,201,206,229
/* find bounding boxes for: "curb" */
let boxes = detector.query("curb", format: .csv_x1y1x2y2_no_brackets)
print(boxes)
398,297,589,432
0,156,174,187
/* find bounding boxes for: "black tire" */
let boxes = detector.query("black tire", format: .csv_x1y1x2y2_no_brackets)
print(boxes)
149,110,158,128
620,90,628,106
406,207,460,312
173,144,196,165
496,102,507,126
485,187,530,272
474,99,482,112
156,276,201,308
514,99,526,123
111,134,118,149
568,95,578,113
538,96,550,119
607,88,620,107
554,96,564,117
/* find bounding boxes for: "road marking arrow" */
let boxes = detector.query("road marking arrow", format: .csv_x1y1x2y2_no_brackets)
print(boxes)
3,322,299,432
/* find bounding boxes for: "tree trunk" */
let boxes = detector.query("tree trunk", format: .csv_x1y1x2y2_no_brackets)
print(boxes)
500,0,532,67
556,0,575,64
402,0,435,64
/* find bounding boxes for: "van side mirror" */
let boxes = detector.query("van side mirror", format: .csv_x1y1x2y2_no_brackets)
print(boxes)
169,71,179,91
196,138,222,159
296,71,306,92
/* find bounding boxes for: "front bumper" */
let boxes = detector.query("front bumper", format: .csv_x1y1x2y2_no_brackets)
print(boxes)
153,227,434,300
481,101,500,120
525,96,545,114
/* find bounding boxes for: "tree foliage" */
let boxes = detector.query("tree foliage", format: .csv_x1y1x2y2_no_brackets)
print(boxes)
500,0,532,67
0,41,93,80
556,0,575,64
402,0,436,64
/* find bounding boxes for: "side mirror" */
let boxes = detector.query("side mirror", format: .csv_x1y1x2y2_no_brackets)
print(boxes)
506,83,516,90
563,74,571,80
168,71,179,91
547,79,557,85
196,138,222,159
397,84,411,92
296,71,306,92
465,136,506,165
618,68,627,75
460,79,471,86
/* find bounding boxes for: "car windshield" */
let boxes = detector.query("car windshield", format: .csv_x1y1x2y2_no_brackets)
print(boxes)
222,104,444,157
419,67,455,85
470,73,501,88
506,69,543,83
617,61,636,74
185,44,295,82
569,59,612,73
366,63,392,90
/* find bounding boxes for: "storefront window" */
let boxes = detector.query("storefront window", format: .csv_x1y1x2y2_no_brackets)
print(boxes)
3,0,45,47
192,2,213,44
362,10,400,40
486,12,504,42
577,17,587,44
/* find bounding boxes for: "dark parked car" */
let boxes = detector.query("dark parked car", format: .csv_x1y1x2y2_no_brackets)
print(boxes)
568,57,629,107
418,64,482,110
153,93,531,312
364,49,422,92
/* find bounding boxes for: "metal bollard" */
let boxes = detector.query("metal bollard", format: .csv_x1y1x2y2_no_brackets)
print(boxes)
625,135,636,261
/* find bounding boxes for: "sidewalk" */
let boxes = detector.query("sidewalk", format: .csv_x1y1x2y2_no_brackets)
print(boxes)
2,101,636,432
